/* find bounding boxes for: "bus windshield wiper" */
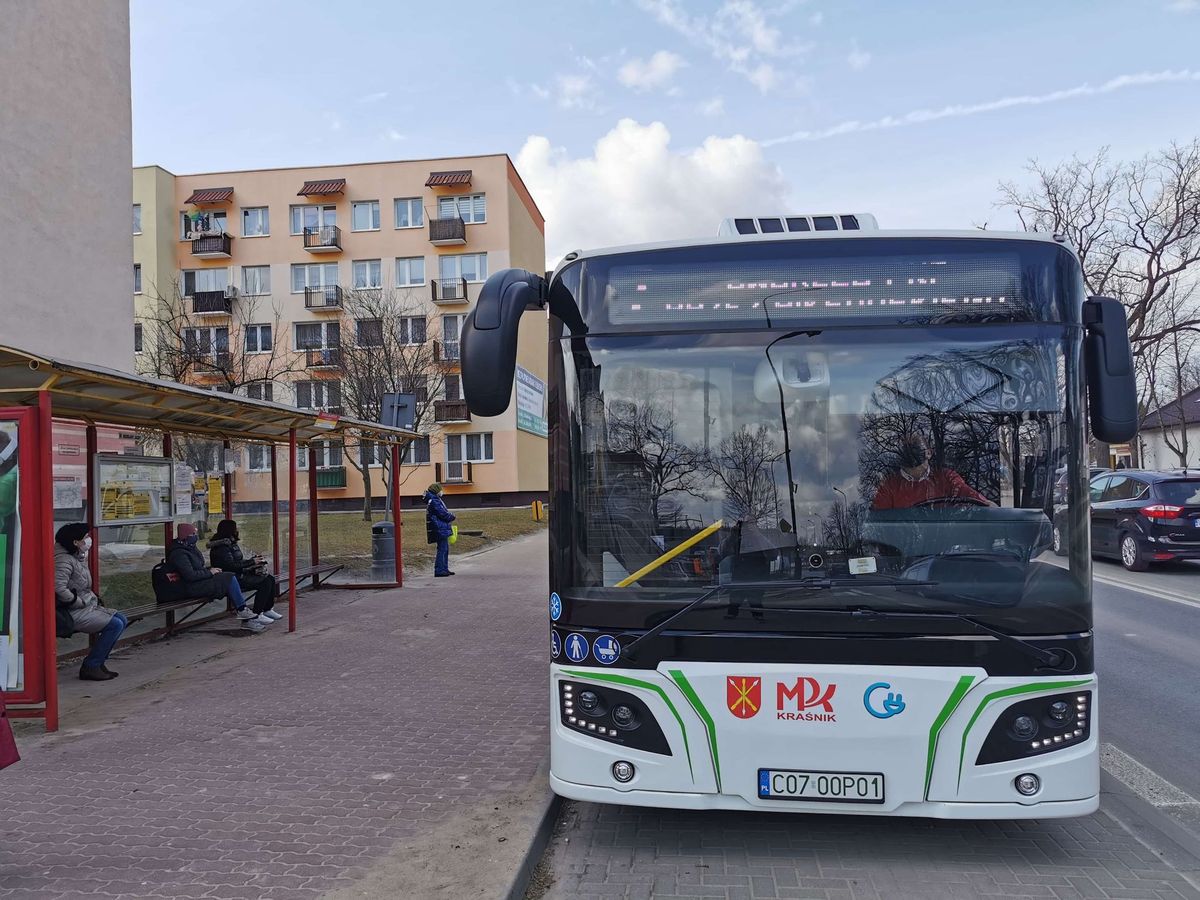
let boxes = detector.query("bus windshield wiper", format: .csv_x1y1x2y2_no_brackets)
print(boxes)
617,577,937,662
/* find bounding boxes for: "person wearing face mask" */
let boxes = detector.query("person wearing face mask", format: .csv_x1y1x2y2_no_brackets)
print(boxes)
166,523,269,632
207,519,280,621
872,433,995,510
54,523,128,681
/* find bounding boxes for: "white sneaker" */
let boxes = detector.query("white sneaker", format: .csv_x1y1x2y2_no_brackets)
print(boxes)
235,608,256,621
254,613,274,626
261,609,283,621
241,617,267,633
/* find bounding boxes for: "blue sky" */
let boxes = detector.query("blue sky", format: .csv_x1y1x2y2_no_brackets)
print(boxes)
131,0,1200,262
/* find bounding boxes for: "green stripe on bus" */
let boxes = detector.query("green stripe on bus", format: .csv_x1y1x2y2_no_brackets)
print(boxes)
925,675,977,799
668,670,721,792
955,679,1092,788
562,669,693,781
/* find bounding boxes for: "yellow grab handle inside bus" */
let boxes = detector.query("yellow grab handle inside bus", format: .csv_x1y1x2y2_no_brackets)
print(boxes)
615,518,724,588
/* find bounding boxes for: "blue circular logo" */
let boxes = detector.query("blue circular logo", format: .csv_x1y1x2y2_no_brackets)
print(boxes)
551,631,561,659
549,592,562,621
564,632,589,663
593,635,621,665
864,682,906,719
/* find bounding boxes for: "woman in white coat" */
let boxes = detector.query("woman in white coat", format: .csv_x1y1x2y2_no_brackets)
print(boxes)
54,523,127,681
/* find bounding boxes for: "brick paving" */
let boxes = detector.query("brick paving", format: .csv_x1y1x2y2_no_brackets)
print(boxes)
540,801,1200,900
0,533,549,899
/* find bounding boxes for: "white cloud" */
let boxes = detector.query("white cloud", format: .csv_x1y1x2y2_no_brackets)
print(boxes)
847,43,871,71
384,129,406,142
555,73,598,110
763,68,1200,146
636,0,806,92
1167,0,1197,10
515,119,790,266
618,50,687,92
699,96,726,116
356,91,389,104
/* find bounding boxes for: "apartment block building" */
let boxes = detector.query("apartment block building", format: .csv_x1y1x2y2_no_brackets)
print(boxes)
132,155,548,509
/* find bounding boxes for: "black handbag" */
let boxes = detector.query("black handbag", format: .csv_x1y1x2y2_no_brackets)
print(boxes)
54,605,75,639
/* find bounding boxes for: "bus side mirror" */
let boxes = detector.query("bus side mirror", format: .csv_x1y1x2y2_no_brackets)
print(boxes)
1083,296,1138,443
461,269,546,417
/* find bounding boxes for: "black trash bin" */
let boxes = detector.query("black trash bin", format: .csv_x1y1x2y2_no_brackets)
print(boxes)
371,521,395,581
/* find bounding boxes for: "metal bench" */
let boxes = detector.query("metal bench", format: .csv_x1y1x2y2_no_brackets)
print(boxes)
276,563,344,594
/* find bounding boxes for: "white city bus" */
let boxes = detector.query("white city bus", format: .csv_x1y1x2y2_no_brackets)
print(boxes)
461,214,1137,818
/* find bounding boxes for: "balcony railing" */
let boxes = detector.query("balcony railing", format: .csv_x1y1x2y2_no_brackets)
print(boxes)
304,284,344,310
302,225,342,252
432,340,460,364
314,466,348,489
191,233,233,258
435,461,473,484
433,399,471,423
429,216,466,245
191,351,232,373
304,347,342,369
192,289,234,315
431,278,468,304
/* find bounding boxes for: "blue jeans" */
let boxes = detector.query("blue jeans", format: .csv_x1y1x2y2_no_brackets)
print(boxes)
83,612,127,669
226,577,247,609
435,537,450,575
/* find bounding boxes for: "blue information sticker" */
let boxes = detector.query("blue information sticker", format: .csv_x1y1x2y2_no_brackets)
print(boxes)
593,635,620,665
551,631,562,659
549,592,562,622
564,633,589,663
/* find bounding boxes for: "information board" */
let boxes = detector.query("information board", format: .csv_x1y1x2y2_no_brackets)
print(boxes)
515,366,548,437
94,454,174,525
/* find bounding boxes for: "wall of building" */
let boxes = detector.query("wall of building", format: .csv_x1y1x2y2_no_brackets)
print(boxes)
0,0,133,369
1139,427,1200,470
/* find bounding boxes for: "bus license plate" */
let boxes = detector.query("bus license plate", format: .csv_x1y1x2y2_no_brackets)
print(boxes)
758,769,885,803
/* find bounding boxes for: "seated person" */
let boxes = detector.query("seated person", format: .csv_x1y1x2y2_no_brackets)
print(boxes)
208,519,281,622
166,523,270,632
872,434,995,510
54,523,128,681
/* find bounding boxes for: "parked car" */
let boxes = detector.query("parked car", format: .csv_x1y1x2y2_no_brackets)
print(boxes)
1083,470,1200,570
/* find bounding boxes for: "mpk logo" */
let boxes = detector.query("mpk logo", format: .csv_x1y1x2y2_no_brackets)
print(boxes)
726,676,762,719
776,677,837,722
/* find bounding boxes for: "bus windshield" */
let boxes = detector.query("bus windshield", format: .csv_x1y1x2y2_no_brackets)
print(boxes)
561,325,1091,632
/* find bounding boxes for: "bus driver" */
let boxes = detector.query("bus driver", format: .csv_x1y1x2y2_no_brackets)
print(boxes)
871,433,995,510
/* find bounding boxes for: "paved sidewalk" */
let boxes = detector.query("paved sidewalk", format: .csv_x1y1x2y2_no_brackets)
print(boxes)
1,532,549,899
538,800,1200,900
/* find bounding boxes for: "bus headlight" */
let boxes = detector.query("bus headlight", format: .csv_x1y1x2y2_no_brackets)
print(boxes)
612,761,636,783
975,691,1092,765
557,682,670,756
1015,773,1040,796
612,705,639,730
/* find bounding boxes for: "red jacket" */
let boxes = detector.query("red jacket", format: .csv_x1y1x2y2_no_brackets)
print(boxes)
872,467,989,510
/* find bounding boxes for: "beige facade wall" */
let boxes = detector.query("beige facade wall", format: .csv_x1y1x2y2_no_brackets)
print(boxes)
133,154,548,507
0,0,133,369
132,165,179,372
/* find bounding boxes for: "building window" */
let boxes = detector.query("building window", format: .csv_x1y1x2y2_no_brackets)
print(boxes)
182,326,229,357
134,323,143,353
246,381,274,402
291,262,338,292
352,259,382,290
359,440,388,467
290,204,336,235
244,324,273,354
402,435,431,465
294,321,340,350
437,193,486,224
181,210,227,239
242,265,271,296
394,197,423,229
399,374,429,405
298,441,343,470
351,200,381,231
438,252,487,283
241,206,270,237
399,316,427,345
442,314,464,360
247,445,271,471
132,204,142,234
133,264,142,294
444,373,462,401
446,433,494,479
395,256,426,287
295,380,341,410
181,268,229,295
355,318,384,347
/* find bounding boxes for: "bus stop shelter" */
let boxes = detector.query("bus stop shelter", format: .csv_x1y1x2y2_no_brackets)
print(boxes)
0,345,420,731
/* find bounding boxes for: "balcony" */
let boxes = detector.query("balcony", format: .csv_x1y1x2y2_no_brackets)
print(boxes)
304,285,344,311
435,461,473,484
431,278,469,305
314,466,348,489
191,233,233,258
304,347,342,369
429,216,466,245
302,225,342,252
434,399,471,423
192,288,235,316
191,351,232,374
431,340,460,365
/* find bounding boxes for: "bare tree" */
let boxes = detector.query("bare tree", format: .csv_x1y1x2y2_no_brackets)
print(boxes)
1142,286,1200,465
703,425,781,526
605,399,706,526
336,288,447,520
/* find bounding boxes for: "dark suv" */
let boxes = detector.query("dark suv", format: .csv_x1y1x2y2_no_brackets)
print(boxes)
1087,470,1200,570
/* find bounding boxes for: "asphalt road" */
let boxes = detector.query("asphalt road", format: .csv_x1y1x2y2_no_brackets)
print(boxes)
1092,557,1200,835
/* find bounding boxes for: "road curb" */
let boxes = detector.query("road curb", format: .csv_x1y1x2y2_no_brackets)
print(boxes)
504,788,563,900
1101,770,1200,889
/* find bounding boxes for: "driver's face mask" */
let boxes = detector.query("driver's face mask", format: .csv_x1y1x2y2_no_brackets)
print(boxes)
897,444,931,481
